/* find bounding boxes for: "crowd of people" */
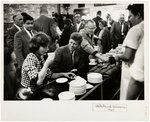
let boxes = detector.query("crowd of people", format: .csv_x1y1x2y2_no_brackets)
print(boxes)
4,4,144,100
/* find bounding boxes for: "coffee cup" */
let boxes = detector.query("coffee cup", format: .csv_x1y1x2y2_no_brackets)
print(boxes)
90,59,96,64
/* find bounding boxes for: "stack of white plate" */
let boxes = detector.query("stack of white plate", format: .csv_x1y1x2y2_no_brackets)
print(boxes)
69,76,87,95
58,91,75,100
87,73,103,84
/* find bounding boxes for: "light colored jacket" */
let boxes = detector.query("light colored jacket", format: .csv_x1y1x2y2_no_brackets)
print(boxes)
79,29,95,55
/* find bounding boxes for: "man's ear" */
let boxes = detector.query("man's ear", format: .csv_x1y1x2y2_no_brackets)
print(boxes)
137,13,142,19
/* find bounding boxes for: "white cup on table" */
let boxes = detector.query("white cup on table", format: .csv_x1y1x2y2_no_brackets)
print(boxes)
94,46,99,51
90,59,96,64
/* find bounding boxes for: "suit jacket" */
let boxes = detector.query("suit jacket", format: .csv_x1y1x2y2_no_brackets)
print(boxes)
110,21,128,48
98,27,111,54
50,45,89,79
7,25,20,49
70,22,85,33
14,29,32,69
33,15,59,52
59,25,72,46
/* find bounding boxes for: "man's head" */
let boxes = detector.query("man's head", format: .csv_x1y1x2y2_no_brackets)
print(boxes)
68,32,83,52
97,10,101,17
74,12,81,24
13,14,23,27
40,6,48,15
119,14,125,23
21,12,34,31
127,4,144,26
84,20,96,35
106,13,111,20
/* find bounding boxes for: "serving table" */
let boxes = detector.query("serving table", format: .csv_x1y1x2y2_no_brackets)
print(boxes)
28,62,121,101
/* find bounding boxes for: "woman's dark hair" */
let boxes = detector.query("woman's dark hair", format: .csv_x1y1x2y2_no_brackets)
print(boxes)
29,32,50,53
4,45,13,65
70,32,83,45
21,12,34,23
127,4,144,19
64,18,72,25
98,20,107,27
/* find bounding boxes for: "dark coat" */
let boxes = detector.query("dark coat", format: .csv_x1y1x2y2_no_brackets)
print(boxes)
70,22,85,33
110,21,129,48
33,15,59,52
59,25,72,46
14,29,32,69
50,45,89,79
7,25,20,49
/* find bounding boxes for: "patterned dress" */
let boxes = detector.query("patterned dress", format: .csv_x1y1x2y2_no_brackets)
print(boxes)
21,53,52,91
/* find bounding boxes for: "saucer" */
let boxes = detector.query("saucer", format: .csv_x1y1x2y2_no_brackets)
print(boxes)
89,62,97,65
56,78,68,83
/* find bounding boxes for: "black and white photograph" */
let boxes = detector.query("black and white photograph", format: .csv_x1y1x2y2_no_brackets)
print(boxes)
1,0,149,121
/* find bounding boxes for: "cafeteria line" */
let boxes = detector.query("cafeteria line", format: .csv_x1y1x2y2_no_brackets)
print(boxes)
4,3,144,100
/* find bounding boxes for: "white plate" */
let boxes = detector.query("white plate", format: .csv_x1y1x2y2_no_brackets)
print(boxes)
69,80,86,87
56,78,68,83
73,90,86,96
41,98,53,101
58,91,75,100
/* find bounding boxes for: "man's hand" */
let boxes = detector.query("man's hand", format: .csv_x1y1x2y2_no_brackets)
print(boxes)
62,72,76,80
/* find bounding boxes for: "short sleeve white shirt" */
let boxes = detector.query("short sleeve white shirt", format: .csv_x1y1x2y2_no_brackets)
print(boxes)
130,38,144,82
123,21,144,50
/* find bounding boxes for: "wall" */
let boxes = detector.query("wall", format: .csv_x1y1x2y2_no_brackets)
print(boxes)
4,4,58,23
4,3,129,23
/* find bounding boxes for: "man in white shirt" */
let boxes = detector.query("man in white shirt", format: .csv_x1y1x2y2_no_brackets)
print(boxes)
127,37,144,99
7,13,23,49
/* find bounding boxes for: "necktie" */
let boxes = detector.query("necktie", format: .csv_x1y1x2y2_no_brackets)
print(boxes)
72,51,75,67
19,27,23,30
29,31,33,37
120,23,124,35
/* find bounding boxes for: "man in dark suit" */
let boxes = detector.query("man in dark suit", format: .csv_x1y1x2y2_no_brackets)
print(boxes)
14,12,35,70
51,32,89,79
110,14,129,48
7,13,23,50
93,10,103,35
71,13,85,33
33,6,59,52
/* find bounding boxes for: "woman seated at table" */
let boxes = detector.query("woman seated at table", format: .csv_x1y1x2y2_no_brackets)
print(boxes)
97,20,111,54
20,32,75,94
50,32,89,79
